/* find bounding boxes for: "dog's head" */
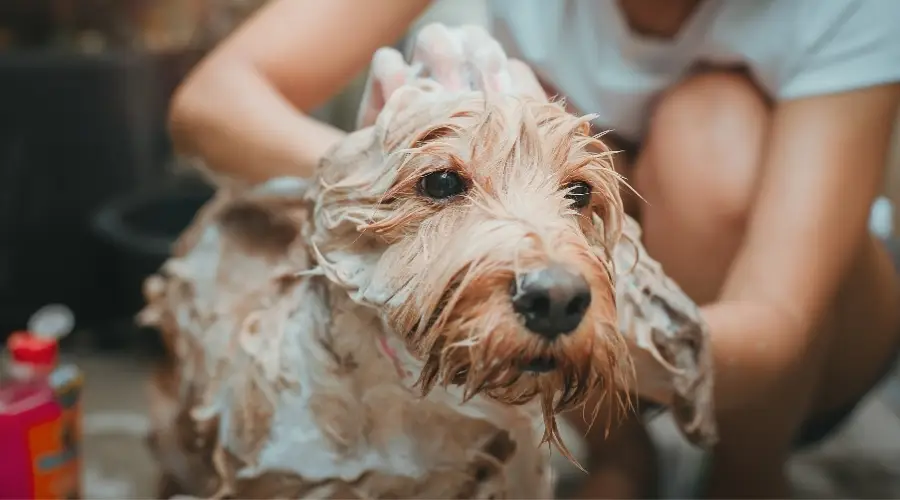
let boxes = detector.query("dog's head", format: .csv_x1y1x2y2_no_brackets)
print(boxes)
310,85,633,453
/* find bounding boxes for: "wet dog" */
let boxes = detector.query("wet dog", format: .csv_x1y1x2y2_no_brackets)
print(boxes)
141,24,715,499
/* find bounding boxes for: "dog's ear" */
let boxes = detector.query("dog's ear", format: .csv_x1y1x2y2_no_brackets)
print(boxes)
612,215,718,448
222,178,311,256
174,178,312,262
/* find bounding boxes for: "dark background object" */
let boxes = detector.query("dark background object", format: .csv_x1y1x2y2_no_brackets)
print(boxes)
0,51,155,340
0,0,145,49
91,177,213,351
0,49,203,345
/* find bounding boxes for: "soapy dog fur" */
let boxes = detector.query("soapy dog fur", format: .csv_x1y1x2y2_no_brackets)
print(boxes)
141,24,715,499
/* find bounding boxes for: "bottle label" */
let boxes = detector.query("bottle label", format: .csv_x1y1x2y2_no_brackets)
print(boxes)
27,365,83,499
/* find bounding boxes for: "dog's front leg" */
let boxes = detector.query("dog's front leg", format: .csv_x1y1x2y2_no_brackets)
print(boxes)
614,215,717,447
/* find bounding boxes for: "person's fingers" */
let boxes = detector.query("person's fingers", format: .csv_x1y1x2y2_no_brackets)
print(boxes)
507,58,548,101
355,74,381,130
356,66,385,129
378,84,449,147
458,25,512,93
411,23,468,92
372,46,413,100
357,47,412,129
360,25,552,130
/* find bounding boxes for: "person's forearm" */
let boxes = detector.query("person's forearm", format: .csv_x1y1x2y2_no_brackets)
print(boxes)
170,60,346,183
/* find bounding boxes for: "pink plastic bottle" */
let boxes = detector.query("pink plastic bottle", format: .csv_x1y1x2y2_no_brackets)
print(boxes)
0,305,82,499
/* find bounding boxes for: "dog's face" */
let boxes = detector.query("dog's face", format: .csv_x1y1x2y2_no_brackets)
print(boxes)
311,87,633,450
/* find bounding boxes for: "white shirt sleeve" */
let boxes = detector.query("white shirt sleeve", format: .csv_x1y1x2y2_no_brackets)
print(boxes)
778,0,900,100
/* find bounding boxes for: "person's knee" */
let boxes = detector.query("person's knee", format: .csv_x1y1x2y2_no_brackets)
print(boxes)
636,72,770,228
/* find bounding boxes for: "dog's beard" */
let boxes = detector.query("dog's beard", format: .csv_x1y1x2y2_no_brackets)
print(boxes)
387,250,634,464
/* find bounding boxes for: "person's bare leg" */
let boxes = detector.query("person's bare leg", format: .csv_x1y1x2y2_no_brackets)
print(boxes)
636,71,768,305
701,238,900,498
814,236,900,412
563,72,766,499
564,398,658,499
634,70,900,498
636,71,798,498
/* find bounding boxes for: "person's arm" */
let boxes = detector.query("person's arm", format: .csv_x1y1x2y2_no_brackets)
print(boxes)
169,0,431,183
706,83,900,411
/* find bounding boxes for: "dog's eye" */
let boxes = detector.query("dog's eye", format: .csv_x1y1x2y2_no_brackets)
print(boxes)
419,170,466,200
565,181,592,209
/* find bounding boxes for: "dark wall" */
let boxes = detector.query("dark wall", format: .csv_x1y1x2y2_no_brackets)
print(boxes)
0,49,201,338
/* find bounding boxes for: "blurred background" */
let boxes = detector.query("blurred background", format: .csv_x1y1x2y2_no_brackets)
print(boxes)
0,0,899,498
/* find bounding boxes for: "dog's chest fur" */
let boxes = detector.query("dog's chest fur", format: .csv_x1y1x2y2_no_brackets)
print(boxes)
267,286,555,499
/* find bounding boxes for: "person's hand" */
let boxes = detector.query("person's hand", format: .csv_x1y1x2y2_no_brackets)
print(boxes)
356,23,547,129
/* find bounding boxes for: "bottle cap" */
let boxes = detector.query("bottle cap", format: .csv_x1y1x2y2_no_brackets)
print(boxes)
7,331,59,367
28,304,75,340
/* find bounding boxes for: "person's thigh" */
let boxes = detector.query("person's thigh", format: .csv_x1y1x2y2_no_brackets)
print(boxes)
635,69,900,423
562,395,659,499
795,237,900,447
634,70,769,304
632,72,802,495
809,236,900,417
566,70,780,498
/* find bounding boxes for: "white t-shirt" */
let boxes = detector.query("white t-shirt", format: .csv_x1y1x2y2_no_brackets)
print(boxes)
488,0,900,142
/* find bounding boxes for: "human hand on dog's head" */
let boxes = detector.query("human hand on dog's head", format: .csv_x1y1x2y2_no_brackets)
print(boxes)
357,24,547,129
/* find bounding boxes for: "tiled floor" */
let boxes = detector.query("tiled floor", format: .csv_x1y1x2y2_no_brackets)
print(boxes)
75,345,900,499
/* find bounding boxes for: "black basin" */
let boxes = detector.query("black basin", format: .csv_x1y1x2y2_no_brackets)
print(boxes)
91,179,214,350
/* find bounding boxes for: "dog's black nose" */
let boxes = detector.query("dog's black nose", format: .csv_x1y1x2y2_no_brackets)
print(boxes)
511,264,591,339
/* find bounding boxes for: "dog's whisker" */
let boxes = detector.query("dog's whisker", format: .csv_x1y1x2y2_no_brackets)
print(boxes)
449,337,479,350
